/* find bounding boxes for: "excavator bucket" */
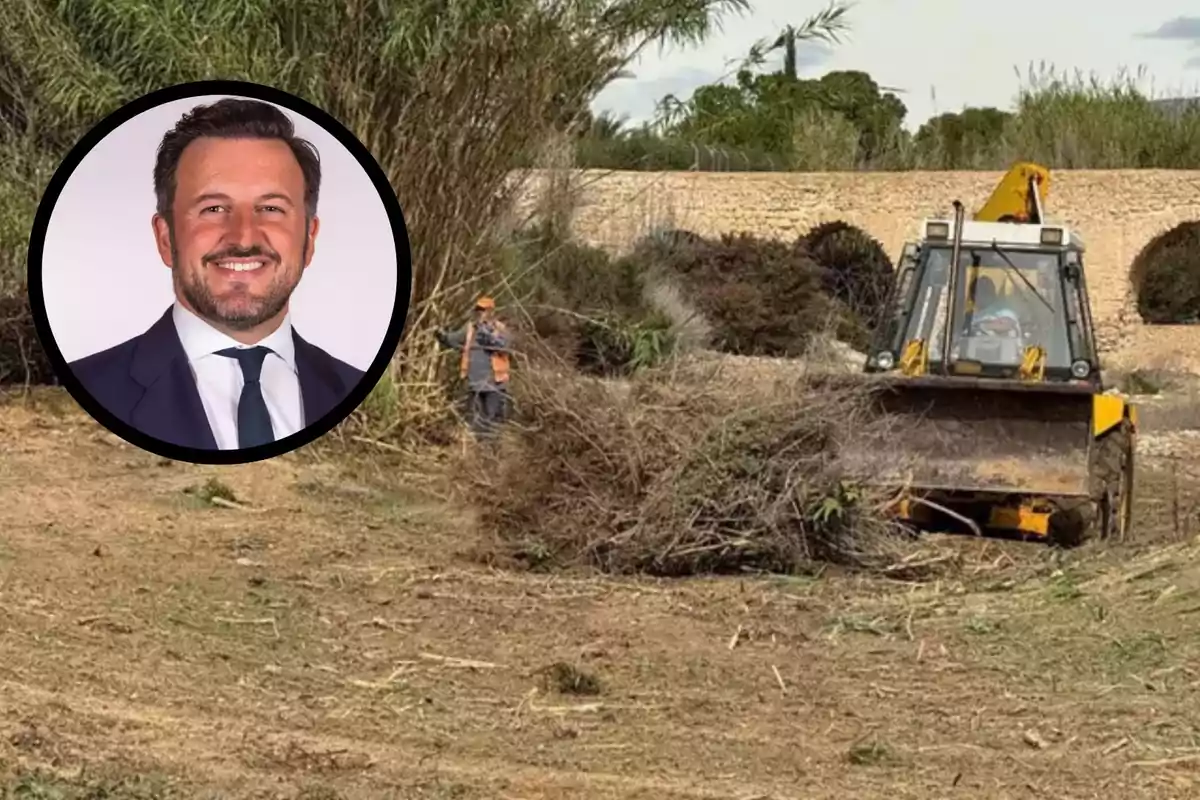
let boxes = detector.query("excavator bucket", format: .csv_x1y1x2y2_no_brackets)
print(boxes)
838,375,1094,498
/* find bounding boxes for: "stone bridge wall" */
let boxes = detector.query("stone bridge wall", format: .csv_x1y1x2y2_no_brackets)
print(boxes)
521,169,1200,371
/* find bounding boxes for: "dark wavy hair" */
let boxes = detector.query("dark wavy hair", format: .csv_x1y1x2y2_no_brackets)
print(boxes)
153,97,321,223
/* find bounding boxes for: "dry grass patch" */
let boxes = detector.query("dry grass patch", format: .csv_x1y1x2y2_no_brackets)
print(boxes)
0,768,182,800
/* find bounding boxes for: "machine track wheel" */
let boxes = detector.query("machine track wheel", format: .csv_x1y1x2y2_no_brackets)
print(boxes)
1049,419,1134,547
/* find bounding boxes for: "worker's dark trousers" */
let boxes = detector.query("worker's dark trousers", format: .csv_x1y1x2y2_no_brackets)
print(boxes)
468,390,508,437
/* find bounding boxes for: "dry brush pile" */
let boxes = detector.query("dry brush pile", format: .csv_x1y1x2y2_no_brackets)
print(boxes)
465,360,910,576
463,221,912,576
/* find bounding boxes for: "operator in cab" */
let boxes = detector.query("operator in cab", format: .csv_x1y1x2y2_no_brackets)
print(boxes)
966,276,1024,338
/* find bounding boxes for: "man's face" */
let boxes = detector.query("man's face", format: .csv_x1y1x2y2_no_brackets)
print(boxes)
152,137,319,335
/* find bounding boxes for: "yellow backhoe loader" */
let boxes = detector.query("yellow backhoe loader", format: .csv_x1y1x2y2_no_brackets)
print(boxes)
844,162,1136,546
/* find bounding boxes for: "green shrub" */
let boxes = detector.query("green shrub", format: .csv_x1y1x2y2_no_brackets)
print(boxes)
642,227,707,252
577,311,677,377
573,131,788,171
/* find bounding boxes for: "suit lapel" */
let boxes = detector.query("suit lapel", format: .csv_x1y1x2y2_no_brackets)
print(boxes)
127,308,218,450
122,314,349,449
292,329,347,428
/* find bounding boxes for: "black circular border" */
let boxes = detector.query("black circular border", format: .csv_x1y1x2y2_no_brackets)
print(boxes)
25,79,412,466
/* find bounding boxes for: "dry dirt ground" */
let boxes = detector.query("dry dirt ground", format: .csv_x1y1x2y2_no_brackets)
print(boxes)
2,384,1200,800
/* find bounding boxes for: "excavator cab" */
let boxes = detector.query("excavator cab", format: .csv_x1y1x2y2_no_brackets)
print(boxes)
867,215,1100,386
842,164,1136,546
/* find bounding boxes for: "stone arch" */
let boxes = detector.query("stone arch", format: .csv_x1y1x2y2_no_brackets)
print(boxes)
1130,221,1200,324
800,220,896,329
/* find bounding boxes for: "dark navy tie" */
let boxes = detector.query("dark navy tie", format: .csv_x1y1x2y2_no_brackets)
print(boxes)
216,346,275,448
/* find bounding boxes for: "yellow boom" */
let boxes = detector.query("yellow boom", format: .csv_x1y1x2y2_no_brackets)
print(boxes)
973,162,1051,224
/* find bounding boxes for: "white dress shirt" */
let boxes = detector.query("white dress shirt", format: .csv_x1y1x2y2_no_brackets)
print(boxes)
172,302,305,450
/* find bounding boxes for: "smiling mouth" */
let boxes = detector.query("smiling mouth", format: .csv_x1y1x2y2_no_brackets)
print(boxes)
212,259,269,273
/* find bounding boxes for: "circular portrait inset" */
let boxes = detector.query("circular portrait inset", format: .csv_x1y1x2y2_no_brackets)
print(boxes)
27,80,412,465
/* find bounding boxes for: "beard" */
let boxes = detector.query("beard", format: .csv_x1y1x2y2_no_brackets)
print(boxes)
170,230,307,332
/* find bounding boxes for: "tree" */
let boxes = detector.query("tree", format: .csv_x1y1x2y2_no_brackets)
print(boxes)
651,4,919,168
914,107,1012,168
655,2,853,148
806,70,906,163
657,67,907,167
743,2,852,80
579,110,633,139
659,70,800,153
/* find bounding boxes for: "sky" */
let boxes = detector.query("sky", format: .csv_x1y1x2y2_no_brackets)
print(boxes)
592,0,1200,131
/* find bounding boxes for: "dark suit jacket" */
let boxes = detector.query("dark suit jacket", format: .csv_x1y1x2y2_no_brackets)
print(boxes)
68,307,365,450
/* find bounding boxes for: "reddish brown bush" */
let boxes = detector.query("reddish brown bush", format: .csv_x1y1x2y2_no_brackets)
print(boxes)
632,231,857,357
1132,222,1200,324
801,220,895,334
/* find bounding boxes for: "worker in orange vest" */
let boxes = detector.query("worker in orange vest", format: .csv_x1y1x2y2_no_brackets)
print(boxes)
436,295,511,436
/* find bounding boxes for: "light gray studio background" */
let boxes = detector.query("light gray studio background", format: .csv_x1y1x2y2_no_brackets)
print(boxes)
40,94,400,370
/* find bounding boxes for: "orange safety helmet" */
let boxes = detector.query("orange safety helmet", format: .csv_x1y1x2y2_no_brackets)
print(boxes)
474,295,496,310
